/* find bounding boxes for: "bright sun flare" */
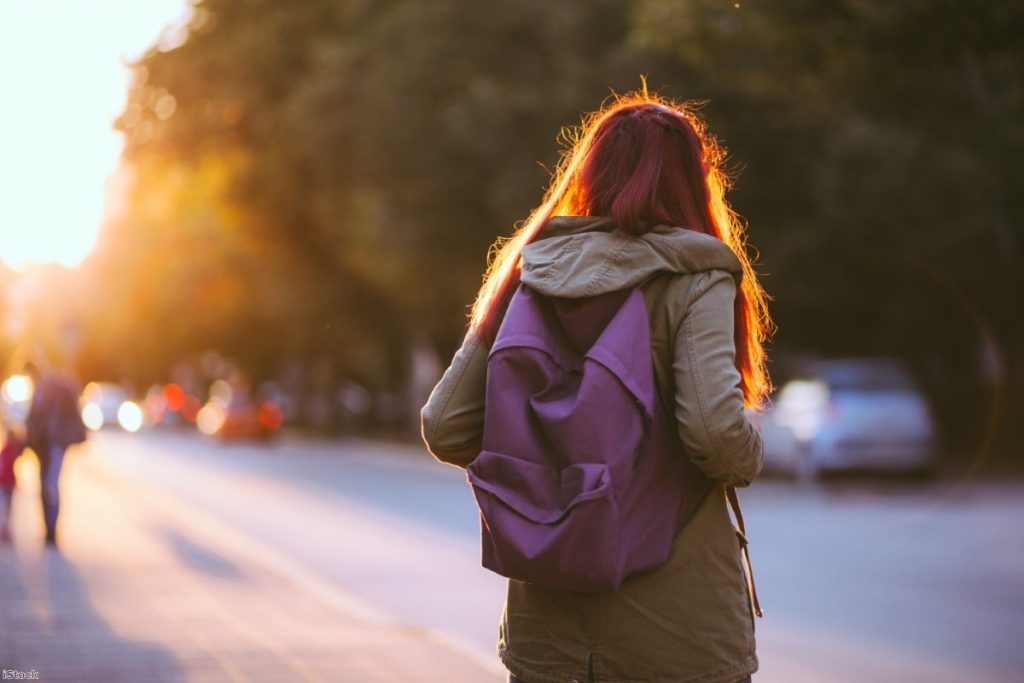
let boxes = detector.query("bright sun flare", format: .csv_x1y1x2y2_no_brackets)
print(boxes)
0,1,190,270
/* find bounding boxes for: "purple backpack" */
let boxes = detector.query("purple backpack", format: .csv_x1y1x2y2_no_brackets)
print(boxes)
467,282,707,592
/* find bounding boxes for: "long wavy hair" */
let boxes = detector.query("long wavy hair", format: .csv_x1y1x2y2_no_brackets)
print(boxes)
469,90,774,408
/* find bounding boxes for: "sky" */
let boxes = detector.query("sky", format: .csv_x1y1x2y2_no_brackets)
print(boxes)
0,0,191,270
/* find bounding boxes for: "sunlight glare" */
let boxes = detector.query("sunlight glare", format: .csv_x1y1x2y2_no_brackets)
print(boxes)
0,0,190,270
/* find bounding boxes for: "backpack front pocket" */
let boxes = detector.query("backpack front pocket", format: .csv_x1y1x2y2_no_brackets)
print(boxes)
468,449,623,592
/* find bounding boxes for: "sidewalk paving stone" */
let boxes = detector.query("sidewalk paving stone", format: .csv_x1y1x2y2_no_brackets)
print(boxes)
0,451,502,682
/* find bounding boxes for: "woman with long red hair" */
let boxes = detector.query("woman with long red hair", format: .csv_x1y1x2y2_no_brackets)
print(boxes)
423,89,772,683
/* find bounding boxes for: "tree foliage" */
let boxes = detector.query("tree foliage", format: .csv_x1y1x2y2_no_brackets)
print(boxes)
83,0,1022,453
630,0,1024,454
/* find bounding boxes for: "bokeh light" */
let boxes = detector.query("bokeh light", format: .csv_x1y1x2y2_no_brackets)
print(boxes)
82,402,105,431
774,379,830,442
2,375,33,403
116,401,144,432
196,401,227,436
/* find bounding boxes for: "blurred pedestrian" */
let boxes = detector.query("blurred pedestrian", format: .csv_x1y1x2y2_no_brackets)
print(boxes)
0,429,23,543
422,89,772,683
24,362,87,546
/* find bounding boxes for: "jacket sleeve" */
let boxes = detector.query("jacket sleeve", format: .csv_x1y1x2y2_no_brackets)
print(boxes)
672,269,763,487
420,331,489,468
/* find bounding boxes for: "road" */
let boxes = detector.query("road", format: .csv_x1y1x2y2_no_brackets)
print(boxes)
5,430,1023,682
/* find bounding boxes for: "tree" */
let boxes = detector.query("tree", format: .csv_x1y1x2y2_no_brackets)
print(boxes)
630,0,1024,456
83,0,1023,454
100,0,655,386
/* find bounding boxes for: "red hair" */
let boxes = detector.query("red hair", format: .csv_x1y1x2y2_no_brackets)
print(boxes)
469,89,774,408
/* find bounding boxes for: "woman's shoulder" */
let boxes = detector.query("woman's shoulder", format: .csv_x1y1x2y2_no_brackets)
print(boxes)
643,268,737,321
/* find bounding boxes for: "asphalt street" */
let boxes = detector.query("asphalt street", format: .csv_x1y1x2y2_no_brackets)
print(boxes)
4,430,1022,682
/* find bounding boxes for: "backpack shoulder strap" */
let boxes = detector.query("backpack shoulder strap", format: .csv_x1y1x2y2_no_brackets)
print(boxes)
491,284,578,370
726,485,763,618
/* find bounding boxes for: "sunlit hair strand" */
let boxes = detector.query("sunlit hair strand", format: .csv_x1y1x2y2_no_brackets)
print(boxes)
469,89,774,408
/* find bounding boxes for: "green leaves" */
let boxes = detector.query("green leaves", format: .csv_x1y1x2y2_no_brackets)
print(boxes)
87,0,1022,450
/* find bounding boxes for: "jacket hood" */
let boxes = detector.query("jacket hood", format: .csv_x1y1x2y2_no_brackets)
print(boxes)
521,216,743,298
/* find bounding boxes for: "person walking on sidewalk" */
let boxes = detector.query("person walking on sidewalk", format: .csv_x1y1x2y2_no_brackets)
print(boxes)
422,89,772,683
24,361,87,546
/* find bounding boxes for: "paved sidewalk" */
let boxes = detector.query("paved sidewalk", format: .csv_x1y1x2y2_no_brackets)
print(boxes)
0,450,503,682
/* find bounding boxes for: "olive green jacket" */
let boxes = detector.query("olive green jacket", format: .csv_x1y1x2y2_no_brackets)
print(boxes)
421,216,763,683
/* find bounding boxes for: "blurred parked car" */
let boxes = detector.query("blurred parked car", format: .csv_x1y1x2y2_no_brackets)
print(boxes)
761,357,938,478
79,382,144,432
80,382,127,429
755,407,801,476
197,378,282,442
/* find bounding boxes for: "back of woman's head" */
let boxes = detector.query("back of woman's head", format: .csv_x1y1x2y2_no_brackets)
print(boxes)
562,102,715,236
471,88,773,408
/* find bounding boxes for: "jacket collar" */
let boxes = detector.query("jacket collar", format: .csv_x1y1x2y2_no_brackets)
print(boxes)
521,216,743,298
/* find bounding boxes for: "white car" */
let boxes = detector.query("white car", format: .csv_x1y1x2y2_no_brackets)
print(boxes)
755,406,801,476
80,382,130,430
761,358,938,478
